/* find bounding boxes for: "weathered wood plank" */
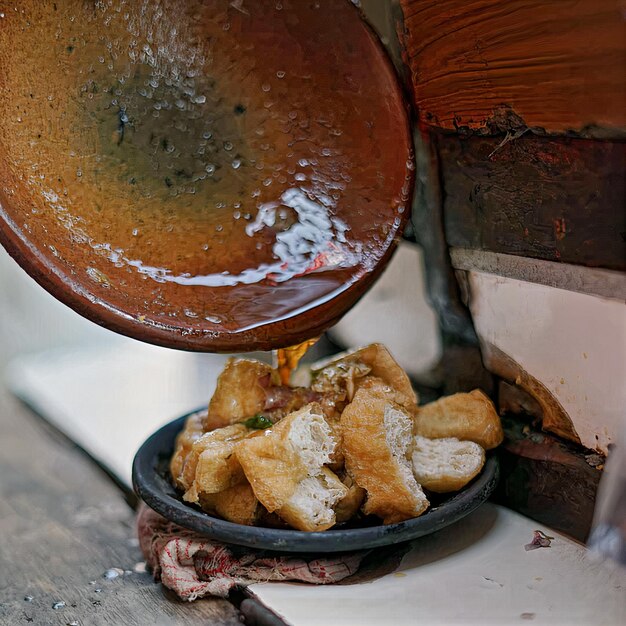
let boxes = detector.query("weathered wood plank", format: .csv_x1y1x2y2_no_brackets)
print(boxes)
399,0,626,135
0,389,241,626
437,133,626,271
494,408,603,543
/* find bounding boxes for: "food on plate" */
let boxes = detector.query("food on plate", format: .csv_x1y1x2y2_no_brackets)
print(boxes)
181,424,251,504
341,381,429,524
334,472,366,524
413,389,504,450
205,359,273,431
205,357,326,432
169,344,503,531
199,482,261,527
311,343,417,412
411,436,485,493
170,411,205,489
236,404,348,532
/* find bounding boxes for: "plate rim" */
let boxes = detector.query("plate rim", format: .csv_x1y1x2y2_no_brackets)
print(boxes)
132,409,499,553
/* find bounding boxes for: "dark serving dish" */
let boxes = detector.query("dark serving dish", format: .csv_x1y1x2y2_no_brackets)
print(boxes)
133,410,499,553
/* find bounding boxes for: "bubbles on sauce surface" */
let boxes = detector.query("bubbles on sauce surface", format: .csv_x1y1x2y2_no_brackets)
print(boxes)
2,0,413,339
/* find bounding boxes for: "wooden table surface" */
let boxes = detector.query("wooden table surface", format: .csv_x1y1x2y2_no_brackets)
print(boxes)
0,386,243,626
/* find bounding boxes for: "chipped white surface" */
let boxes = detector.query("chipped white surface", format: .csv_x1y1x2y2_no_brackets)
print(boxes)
467,272,626,453
250,504,625,626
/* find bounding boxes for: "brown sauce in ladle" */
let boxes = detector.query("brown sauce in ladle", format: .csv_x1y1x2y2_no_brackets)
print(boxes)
0,0,413,352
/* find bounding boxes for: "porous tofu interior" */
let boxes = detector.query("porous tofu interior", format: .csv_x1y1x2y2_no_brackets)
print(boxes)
288,408,334,475
285,473,346,527
412,436,484,479
383,404,422,494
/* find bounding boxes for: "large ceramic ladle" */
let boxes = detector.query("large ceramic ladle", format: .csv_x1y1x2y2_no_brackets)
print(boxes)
0,0,413,351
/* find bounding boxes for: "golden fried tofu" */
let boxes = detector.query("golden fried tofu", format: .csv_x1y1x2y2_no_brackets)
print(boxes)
278,467,348,532
341,384,429,524
412,435,485,493
355,375,417,415
205,358,273,431
235,403,347,531
334,471,366,523
170,411,206,491
414,389,503,450
199,482,261,526
311,343,418,411
182,423,250,503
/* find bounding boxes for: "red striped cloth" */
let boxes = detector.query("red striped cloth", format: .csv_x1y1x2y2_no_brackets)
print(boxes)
137,505,366,600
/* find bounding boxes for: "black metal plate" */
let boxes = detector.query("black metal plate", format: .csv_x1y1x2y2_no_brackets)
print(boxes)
132,410,499,553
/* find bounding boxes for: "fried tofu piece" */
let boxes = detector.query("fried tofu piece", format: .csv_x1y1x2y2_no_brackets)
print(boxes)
311,343,418,411
341,384,429,524
205,358,273,431
322,411,345,471
206,357,328,431
198,482,261,526
181,423,250,503
311,358,370,409
170,411,206,491
411,435,485,493
235,404,329,511
235,403,347,531
414,389,503,450
354,375,416,414
334,471,366,523
278,467,348,532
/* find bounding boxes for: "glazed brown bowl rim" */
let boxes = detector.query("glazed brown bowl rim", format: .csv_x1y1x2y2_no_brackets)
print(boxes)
0,2,414,352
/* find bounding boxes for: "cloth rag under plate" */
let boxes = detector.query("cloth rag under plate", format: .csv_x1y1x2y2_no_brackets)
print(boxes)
137,504,367,600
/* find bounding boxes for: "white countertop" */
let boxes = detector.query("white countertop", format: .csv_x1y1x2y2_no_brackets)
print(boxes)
250,503,624,626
